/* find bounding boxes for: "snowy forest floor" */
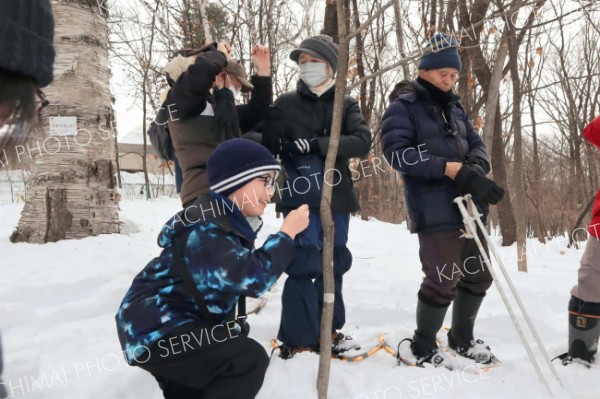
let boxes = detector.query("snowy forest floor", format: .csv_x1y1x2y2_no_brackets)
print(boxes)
1,198,598,399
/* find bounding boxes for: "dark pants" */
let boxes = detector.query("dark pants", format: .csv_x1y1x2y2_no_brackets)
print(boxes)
138,322,269,399
278,211,352,348
417,228,493,306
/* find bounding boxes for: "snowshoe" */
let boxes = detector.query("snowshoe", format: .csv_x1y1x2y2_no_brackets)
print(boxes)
391,338,454,369
270,339,317,360
554,352,592,368
448,336,499,365
411,340,455,369
332,331,361,355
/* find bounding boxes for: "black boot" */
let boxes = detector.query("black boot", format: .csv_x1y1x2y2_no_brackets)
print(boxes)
447,290,497,364
412,296,449,357
567,296,600,364
448,289,485,348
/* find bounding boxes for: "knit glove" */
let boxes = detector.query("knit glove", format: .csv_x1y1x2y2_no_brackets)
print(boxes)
285,138,320,157
453,164,505,205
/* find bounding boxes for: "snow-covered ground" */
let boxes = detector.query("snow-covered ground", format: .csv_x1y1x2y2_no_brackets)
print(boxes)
0,198,598,399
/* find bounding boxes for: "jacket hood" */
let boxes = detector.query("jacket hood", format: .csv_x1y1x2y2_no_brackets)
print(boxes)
389,79,461,105
157,192,262,248
163,55,194,83
388,80,415,102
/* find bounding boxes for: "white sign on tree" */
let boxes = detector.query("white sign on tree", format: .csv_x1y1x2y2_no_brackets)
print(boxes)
49,116,77,136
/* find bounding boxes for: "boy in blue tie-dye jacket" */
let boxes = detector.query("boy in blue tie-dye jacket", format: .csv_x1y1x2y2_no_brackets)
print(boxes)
116,139,309,399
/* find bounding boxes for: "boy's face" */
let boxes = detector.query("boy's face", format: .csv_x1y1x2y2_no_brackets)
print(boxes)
229,173,276,217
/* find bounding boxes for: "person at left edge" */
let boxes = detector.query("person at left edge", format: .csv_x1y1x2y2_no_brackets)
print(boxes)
1,1,55,398
116,138,310,399
163,42,272,207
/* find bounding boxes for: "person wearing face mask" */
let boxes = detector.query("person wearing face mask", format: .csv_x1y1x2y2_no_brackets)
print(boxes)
381,33,504,368
161,42,272,207
261,34,372,359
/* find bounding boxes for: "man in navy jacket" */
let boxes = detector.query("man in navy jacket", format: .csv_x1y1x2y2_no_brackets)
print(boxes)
381,33,504,367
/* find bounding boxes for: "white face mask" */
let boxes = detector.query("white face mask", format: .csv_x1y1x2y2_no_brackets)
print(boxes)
299,62,329,88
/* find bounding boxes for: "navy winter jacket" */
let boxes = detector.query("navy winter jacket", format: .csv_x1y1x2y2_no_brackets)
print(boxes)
381,80,490,233
115,193,295,364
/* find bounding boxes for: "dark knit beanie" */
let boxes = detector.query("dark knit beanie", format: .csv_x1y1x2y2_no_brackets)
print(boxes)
418,33,461,72
208,138,281,196
0,0,55,87
290,35,338,72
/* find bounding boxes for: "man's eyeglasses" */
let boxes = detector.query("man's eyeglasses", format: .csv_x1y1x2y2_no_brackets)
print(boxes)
257,175,276,190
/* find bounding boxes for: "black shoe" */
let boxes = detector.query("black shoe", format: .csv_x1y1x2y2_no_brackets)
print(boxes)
448,336,496,364
278,344,317,360
332,331,360,354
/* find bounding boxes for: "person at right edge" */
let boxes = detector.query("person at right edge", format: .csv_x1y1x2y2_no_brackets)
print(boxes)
561,114,600,366
380,33,505,367
260,35,372,358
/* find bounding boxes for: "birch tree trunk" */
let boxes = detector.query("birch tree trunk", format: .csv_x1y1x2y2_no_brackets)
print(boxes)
11,0,119,243
197,0,213,43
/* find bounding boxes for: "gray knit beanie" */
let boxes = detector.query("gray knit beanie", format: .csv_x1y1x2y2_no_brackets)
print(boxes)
290,35,338,72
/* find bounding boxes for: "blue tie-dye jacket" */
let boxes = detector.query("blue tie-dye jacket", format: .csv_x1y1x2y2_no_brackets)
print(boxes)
115,192,295,364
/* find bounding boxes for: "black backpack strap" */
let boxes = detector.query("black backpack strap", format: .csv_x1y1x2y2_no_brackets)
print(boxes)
171,241,215,323
238,296,247,319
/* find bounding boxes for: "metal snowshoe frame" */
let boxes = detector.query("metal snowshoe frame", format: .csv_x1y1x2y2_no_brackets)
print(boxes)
454,194,564,396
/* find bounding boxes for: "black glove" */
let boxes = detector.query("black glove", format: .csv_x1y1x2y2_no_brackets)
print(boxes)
454,164,505,205
234,318,250,336
464,155,488,176
213,87,240,140
285,138,320,157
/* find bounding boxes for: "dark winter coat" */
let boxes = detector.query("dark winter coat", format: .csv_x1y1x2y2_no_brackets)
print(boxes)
380,80,490,233
167,48,273,206
585,115,600,238
115,192,295,365
261,80,372,213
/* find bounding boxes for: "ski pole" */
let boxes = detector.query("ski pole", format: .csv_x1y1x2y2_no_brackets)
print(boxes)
453,195,554,396
461,195,564,388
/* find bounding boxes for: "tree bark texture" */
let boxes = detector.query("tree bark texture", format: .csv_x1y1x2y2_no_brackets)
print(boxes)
11,0,119,243
317,0,349,397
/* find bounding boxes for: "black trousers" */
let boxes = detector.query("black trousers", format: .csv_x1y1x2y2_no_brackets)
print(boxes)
138,321,269,399
417,227,493,306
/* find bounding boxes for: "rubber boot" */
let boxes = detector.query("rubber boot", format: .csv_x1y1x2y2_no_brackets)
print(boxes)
412,297,449,357
568,296,600,363
448,289,485,349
